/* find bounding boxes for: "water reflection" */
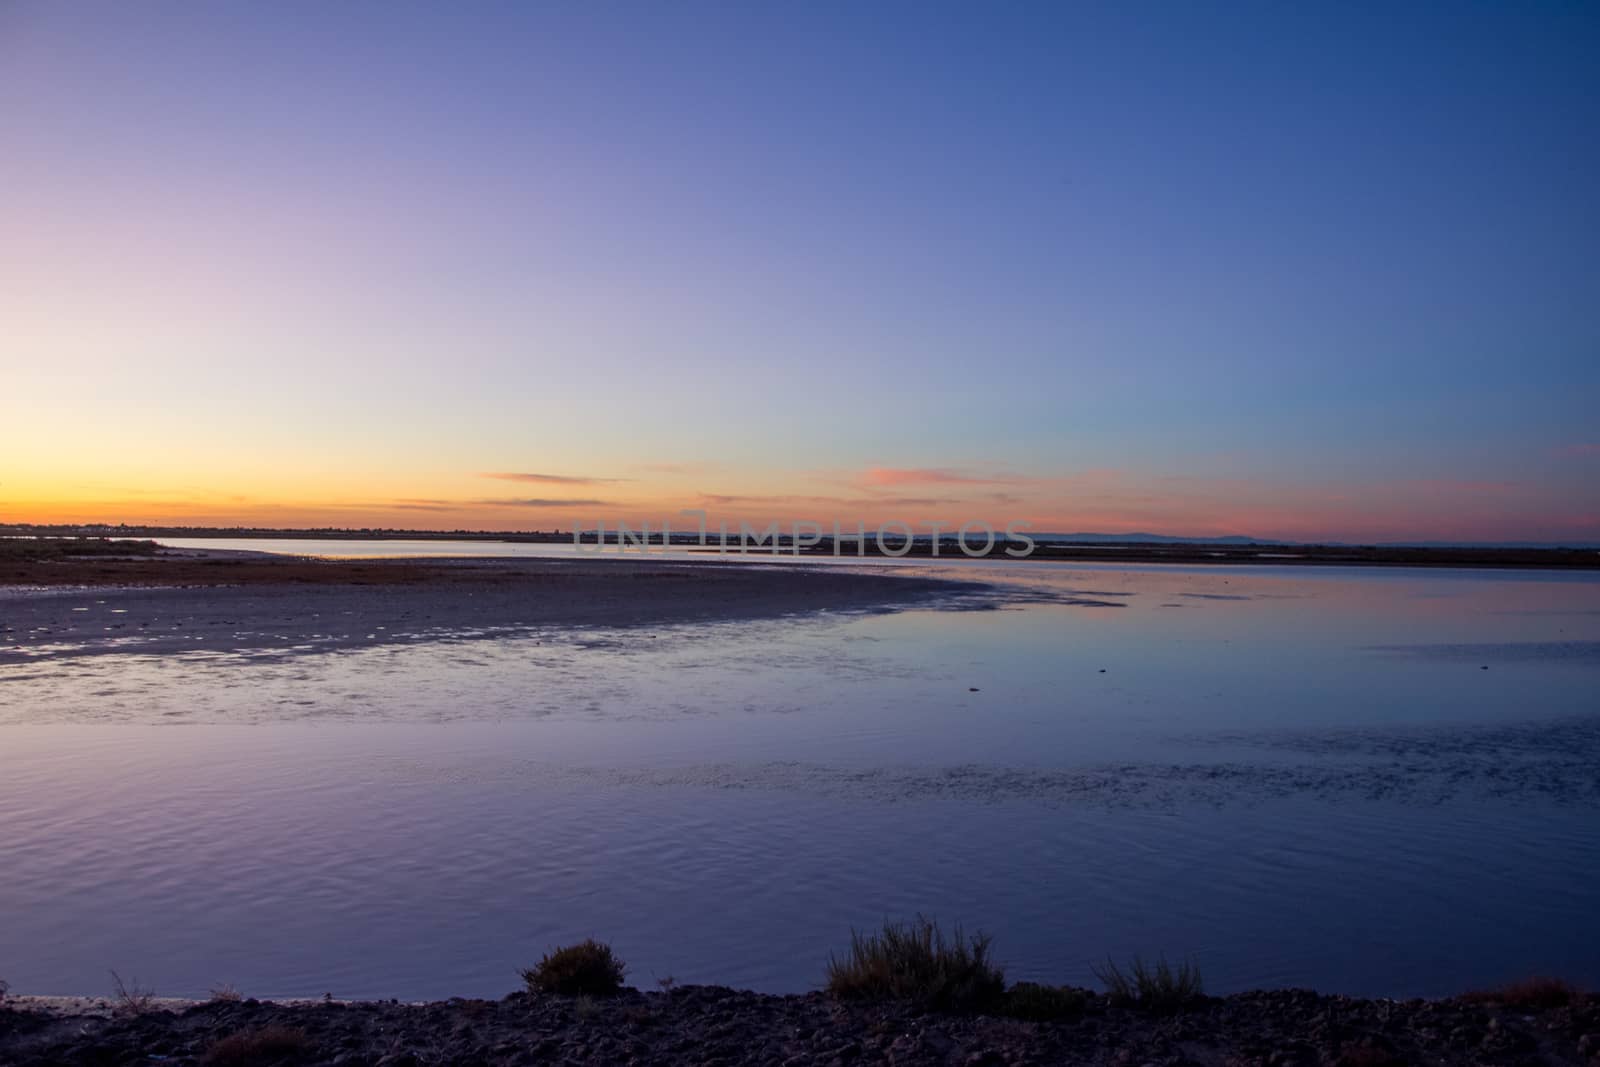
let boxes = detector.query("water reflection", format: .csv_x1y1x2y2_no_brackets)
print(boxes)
1,559,1597,1000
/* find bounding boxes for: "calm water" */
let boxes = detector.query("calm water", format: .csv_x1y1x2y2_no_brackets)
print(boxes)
2,541,1598,1000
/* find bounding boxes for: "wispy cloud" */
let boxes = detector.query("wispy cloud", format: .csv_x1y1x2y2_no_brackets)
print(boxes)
475,497,611,508
1396,479,1521,496
860,467,1021,487
635,462,713,475
698,493,764,506
859,496,955,509
696,491,957,510
481,472,630,485
391,498,460,511
1555,443,1600,458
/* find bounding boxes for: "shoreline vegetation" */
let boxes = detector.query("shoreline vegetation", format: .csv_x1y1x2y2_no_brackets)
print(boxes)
5,527,1599,570
2,922,1593,1065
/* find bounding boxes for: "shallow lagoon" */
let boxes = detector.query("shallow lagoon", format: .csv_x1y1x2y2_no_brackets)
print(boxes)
2,546,1597,1000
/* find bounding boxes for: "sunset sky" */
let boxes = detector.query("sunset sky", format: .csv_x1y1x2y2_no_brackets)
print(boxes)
3,3,1597,542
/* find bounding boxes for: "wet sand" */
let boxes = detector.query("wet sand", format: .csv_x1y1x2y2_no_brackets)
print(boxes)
0,554,988,663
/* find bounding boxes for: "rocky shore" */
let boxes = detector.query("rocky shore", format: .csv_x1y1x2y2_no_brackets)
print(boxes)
3,983,1597,1067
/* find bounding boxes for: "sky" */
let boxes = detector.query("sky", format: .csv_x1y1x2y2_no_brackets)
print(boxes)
2,2,1597,542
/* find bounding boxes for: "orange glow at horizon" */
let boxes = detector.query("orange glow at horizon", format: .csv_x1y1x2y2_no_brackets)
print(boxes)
5,467,1595,545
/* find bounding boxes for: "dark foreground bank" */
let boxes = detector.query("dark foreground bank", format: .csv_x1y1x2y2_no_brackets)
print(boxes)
3,983,1598,1067
0,551,989,666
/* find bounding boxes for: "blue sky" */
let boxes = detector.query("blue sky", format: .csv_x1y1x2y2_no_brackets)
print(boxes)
2,2,1597,539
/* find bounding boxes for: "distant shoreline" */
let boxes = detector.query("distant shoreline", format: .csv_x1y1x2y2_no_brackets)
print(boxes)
0,550,988,666
4,528,1599,569
775,540,1600,569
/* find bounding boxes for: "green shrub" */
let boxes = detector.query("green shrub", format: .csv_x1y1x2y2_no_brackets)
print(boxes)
1092,955,1204,1013
1001,981,1089,1020
521,939,627,996
825,916,1005,1013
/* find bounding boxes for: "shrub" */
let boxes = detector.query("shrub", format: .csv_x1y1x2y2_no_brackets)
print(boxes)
1462,976,1579,1010
521,939,627,996
1001,981,1089,1020
824,916,1005,1013
1092,955,1204,1013
109,970,159,1017
0,538,160,562
203,1026,313,1066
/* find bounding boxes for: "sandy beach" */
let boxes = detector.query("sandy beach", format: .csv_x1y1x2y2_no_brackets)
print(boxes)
0,551,987,664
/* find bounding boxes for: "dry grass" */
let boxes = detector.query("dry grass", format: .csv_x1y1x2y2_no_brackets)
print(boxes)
203,1026,313,1066
623,1002,661,1027
825,916,1005,1013
109,970,159,1017
1333,1041,1407,1067
1462,976,1580,1010
521,939,627,996
1000,981,1089,1020
208,984,244,1003
1093,955,1205,1014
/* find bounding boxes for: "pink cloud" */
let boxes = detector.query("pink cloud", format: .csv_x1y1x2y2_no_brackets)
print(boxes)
697,491,957,510
860,467,1020,487
475,497,611,508
635,462,714,475
1394,479,1521,496
698,493,770,506
481,472,630,485
1555,443,1600,458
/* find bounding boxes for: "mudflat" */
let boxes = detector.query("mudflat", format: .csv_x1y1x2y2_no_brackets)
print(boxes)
0,552,985,663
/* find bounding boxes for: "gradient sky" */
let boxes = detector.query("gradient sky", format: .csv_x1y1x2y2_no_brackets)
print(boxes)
3,2,1597,541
